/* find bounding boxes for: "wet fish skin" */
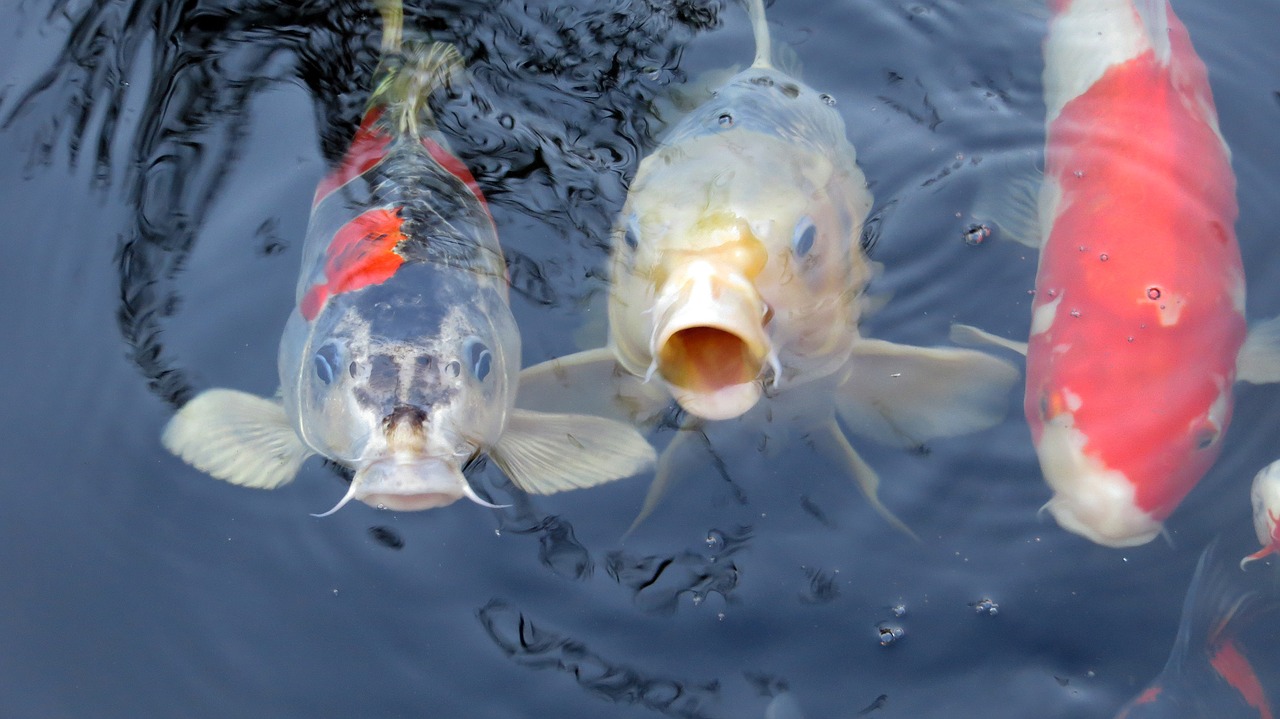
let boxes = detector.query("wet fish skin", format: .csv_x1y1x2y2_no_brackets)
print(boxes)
161,0,655,513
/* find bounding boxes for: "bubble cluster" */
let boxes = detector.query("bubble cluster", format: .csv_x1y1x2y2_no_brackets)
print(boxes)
971,597,999,616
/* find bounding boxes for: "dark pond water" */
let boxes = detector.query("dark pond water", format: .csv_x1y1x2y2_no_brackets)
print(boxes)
3,0,1280,717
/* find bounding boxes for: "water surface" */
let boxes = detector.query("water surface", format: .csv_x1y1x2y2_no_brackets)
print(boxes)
3,0,1280,717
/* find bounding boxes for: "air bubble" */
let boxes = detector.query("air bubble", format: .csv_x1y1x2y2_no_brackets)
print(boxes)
445,360,461,377
717,112,734,127
820,93,836,106
891,603,907,618
963,224,991,246
877,622,905,646
1099,253,1109,261
498,114,515,130
1147,287,1162,300
972,598,999,616
1070,309,1081,318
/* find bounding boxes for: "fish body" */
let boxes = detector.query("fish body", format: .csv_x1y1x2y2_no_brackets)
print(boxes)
520,0,1018,532
162,1,654,513
1241,460,1280,568
1023,0,1246,546
1114,544,1276,719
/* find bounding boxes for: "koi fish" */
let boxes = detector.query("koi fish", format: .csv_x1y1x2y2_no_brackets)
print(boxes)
1241,460,1280,569
518,0,1019,531
162,0,654,514
1114,543,1277,719
955,0,1280,546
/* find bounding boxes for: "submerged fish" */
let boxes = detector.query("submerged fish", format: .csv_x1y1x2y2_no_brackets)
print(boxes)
1114,543,1277,719
956,0,1280,546
162,0,654,514
1241,460,1280,569
519,0,1018,531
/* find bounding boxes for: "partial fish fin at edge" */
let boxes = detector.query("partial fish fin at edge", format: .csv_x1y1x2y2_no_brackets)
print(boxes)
491,408,656,495
161,388,313,490
1237,315,1280,384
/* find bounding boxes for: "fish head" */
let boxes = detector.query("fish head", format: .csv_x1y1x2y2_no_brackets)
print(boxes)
1027,365,1233,547
283,266,517,511
1249,461,1280,551
608,75,873,419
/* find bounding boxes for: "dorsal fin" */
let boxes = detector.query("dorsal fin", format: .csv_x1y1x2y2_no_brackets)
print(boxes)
1135,0,1171,65
745,0,773,69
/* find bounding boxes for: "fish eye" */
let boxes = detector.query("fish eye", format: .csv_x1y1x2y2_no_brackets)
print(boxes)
314,344,340,385
1194,426,1219,450
622,215,640,251
792,217,817,257
465,338,492,381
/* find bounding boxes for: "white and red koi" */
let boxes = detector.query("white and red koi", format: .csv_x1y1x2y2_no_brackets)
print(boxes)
1114,543,1277,719
1241,460,1280,568
959,0,1280,546
162,0,653,513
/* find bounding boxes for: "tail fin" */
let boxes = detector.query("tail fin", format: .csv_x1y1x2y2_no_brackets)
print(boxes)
1163,541,1276,713
368,0,466,137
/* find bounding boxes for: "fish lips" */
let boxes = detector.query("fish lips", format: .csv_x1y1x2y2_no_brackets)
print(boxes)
651,262,773,420
353,456,470,511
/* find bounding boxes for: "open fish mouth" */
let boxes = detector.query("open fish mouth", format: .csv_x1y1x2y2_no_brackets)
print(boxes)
650,260,778,420
312,456,504,516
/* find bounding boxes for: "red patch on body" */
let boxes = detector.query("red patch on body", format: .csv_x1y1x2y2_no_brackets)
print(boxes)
301,208,406,320
1133,685,1161,705
313,107,393,207
1210,639,1275,719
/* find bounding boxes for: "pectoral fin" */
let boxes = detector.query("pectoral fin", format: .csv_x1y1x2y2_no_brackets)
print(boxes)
1237,315,1280,384
161,388,313,489
809,419,918,541
971,151,1045,249
491,408,656,495
949,323,1028,356
837,338,1020,449
517,347,671,425
624,427,705,537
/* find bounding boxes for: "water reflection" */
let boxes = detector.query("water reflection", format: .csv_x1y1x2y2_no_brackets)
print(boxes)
478,598,723,719
606,525,750,615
